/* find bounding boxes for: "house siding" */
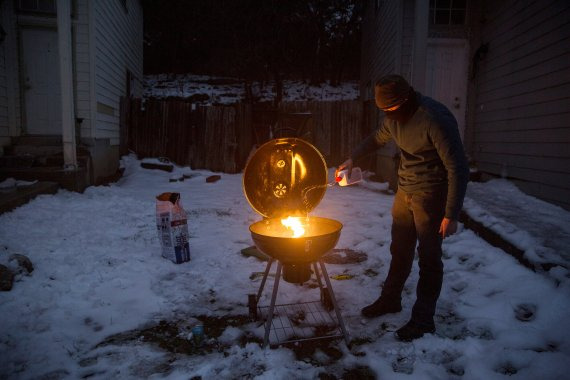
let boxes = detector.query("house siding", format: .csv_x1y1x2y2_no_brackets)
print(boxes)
401,0,415,81
0,25,8,146
469,0,570,209
0,0,20,147
74,0,92,139
360,0,409,189
94,0,143,144
360,0,401,100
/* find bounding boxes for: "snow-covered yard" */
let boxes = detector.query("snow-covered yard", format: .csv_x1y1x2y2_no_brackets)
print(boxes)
1,155,569,379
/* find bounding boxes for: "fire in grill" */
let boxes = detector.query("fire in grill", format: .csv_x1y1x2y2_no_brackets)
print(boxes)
250,216,342,282
243,137,349,347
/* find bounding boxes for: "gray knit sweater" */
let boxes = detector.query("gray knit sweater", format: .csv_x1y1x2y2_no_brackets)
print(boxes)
352,93,469,220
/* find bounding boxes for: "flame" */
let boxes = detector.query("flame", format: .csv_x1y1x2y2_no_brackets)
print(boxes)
281,216,305,238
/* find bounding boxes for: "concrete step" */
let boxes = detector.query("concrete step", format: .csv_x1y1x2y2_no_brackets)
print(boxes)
7,145,63,156
0,166,88,192
12,135,62,146
0,181,60,214
0,153,90,168
5,143,91,157
0,154,36,168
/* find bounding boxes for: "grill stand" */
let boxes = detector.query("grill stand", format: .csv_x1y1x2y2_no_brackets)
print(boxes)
250,258,350,348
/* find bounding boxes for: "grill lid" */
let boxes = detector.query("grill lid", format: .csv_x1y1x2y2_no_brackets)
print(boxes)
243,138,328,218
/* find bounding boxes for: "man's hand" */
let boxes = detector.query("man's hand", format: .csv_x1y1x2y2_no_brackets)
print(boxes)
336,158,354,179
439,218,458,239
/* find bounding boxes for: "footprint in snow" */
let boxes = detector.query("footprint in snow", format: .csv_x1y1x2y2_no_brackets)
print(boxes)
514,303,537,322
450,281,468,293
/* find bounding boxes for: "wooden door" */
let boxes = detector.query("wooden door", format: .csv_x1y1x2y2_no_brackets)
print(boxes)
425,38,469,140
21,28,62,135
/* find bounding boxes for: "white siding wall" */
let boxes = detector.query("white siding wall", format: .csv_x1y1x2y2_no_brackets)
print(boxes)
401,0,415,81
94,0,143,144
359,0,406,187
471,0,570,209
74,0,92,138
360,0,401,101
0,21,8,147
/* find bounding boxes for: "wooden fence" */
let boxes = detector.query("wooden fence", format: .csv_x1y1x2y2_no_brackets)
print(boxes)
120,98,378,173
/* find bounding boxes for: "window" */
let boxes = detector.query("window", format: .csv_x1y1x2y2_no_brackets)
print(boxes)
429,0,466,25
17,0,56,14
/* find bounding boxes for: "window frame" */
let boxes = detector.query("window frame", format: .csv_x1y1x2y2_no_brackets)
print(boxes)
428,0,467,26
16,0,57,16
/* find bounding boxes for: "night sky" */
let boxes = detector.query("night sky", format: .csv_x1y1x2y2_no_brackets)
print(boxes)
141,0,362,85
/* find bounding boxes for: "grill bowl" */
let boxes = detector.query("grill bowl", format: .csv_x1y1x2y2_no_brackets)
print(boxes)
250,216,342,264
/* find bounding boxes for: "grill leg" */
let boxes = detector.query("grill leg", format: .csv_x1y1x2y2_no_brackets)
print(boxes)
313,262,324,291
318,260,350,346
314,262,333,311
263,261,282,348
256,259,274,302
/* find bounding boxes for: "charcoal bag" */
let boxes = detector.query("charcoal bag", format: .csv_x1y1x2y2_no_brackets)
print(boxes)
156,192,191,264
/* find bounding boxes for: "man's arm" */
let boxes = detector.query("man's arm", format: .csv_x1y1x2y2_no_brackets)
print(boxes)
349,134,380,163
351,119,393,162
338,119,393,177
428,112,470,232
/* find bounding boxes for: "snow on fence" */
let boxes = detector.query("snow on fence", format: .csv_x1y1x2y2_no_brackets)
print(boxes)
120,97,377,173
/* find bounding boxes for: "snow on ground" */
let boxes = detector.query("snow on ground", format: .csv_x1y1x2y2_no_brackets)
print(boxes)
0,178,37,190
463,179,570,273
1,155,570,379
143,74,359,104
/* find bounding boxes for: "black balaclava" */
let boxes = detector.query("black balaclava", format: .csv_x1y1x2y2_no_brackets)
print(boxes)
383,90,419,124
374,74,419,125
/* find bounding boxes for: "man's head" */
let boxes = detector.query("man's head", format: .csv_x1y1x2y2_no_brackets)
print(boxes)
374,75,411,111
374,75,418,123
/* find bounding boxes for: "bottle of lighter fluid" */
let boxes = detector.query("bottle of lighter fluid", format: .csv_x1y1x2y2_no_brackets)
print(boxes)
335,167,363,186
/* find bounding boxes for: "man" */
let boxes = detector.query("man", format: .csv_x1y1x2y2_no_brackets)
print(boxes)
338,74,469,341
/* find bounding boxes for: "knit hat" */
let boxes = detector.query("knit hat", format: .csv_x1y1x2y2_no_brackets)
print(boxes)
374,75,411,110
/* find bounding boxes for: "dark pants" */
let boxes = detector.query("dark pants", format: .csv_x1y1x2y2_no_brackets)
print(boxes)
381,189,446,327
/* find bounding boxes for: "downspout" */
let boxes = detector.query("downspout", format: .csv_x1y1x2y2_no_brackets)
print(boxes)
56,0,77,170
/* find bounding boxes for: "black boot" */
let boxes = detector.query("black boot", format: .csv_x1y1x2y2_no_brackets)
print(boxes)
395,320,435,341
361,297,402,318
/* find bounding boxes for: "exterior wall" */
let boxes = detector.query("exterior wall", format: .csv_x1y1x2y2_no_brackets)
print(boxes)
74,0,92,140
400,0,415,81
0,0,21,148
360,0,406,189
359,2,374,99
360,0,402,100
0,16,8,147
93,0,143,145
0,0,142,187
468,0,570,209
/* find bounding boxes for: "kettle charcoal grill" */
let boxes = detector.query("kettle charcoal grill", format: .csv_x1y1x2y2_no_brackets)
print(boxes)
243,138,349,348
